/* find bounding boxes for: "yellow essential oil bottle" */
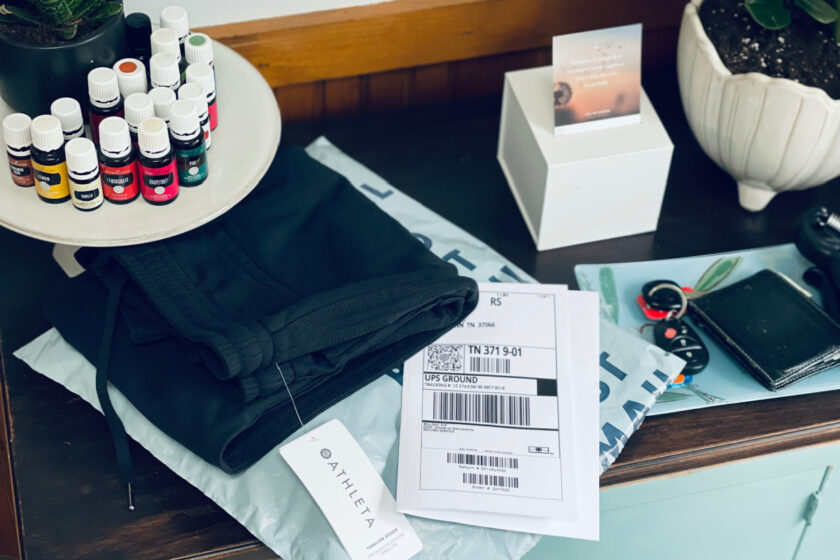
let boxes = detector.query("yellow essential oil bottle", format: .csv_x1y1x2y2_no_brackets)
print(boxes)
30,115,70,203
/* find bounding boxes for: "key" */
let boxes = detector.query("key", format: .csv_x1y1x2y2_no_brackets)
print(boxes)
642,279,683,311
653,318,709,374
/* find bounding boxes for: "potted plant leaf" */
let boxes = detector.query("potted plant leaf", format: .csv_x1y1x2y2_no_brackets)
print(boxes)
0,0,126,116
677,0,840,211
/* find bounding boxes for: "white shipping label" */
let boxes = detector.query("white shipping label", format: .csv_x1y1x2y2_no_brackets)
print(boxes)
398,283,579,519
280,420,423,560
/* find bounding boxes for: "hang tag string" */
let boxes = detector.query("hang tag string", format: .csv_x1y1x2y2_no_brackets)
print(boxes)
275,362,305,428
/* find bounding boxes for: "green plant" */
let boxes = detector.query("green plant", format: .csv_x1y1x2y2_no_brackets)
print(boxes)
0,0,121,40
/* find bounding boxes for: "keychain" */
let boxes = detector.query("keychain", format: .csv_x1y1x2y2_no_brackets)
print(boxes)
638,281,709,374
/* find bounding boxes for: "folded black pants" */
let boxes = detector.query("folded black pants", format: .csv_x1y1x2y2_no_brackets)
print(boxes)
47,146,478,474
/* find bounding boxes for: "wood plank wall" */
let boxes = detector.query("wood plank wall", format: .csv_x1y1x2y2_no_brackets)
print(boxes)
196,0,687,121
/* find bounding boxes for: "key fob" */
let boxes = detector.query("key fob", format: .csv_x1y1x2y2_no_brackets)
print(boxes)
642,279,683,311
653,318,709,374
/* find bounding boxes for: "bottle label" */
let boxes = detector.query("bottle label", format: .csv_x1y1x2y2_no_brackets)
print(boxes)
208,99,218,130
200,116,212,149
140,159,179,203
69,176,104,210
175,145,208,186
100,161,140,201
8,156,34,186
32,160,70,200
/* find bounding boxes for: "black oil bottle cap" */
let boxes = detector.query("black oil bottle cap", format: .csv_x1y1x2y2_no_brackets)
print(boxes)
125,13,152,55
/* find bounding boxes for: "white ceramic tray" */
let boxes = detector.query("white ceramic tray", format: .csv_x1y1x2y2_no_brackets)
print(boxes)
0,42,281,247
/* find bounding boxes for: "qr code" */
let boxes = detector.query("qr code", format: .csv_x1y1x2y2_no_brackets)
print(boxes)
425,344,465,373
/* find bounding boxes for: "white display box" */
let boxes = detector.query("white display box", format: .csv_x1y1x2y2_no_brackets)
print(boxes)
497,66,673,251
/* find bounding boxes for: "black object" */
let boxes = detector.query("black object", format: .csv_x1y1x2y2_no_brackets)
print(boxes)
642,279,684,311
689,269,840,391
795,207,840,322
653,318,709,374
0,13,126,117
803,267,840,322
46,146,479,478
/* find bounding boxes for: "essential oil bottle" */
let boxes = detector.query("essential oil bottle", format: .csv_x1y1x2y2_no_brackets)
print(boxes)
168,100,208,187
125,13,152,78
159,6,190,60
149,87,176,124
177,83,211,150
150,28,187,80
30,115,70,203
3,113,34,187
137,117,179,205
149,53,180,91
65,137,104,211
184,33,213,71
186,63,217,130
124,92,154,150
88,67,124,145
113,58,148,97
50,98,85,142
98,116,140,204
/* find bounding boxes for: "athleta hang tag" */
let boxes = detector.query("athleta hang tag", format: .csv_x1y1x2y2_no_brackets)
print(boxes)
280,420,423,560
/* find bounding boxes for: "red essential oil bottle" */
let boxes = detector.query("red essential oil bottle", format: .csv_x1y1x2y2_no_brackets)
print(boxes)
2,113,34,187
137,117,179,205
98,117,140,204
88,68,124,145
186,63,217,130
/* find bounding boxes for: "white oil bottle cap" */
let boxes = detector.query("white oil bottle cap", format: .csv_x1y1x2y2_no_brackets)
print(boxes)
30,115,64,152
88,67,121,107
160,6,189,42
65,137,99,173
149,87,177,122
185,63,215,98
138,117,171,158
184,33,213,66
50,97,84,138
3,113,32,149
98,117,132,159
168,99,200,140
149,53,180,90
177,82,208,117
150,28,181,62
113,58,148,97
124,93,155,131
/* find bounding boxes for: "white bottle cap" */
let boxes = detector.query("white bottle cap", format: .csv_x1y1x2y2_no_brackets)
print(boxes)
150,28,181,62
185,63,215,99
177,82,208,117
112,58,148,97
3,113,32,149
87,67,121,107
98,117,132,159
65,137,99,173
160,6,189,42
138,117,171,158
168,99,200,140
149,53,180,90
30,115,64,152
184,33,213,66
149,87,176,122
124,93,155,131
50,97,84,138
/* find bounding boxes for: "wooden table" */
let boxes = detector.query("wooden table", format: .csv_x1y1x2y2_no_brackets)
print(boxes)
2,66,840,559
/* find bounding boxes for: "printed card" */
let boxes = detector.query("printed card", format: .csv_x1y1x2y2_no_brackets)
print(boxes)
553,24,642,135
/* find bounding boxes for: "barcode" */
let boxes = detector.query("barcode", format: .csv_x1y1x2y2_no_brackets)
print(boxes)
469,357,511,374
432,392,531,426
462,473,520,488
447,453,519,469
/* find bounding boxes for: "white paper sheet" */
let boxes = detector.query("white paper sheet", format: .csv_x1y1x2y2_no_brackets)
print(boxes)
396,285,600,540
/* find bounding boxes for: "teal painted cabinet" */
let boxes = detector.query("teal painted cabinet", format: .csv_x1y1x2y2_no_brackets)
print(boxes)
525,443,840,560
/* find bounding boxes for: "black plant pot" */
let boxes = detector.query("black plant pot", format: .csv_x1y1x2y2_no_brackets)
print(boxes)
0,12,126,117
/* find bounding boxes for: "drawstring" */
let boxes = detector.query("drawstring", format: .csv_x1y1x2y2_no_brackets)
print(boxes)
94,272,136,511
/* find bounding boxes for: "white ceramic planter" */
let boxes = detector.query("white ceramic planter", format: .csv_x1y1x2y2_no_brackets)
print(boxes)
677,0,840,211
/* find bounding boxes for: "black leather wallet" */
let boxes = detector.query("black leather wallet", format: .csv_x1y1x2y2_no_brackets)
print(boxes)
689,269,840,391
